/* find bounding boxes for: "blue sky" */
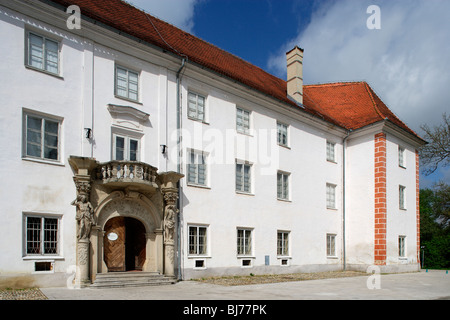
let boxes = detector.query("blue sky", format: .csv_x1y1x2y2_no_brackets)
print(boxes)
128,0,450,187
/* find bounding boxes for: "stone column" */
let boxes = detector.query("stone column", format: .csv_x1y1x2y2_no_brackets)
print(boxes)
69,157,97,287
159,172,184,278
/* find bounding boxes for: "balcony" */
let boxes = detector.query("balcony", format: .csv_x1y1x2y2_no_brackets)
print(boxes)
94,161,159,192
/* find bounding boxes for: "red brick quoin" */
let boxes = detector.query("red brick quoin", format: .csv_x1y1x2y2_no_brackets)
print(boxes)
374,133,387,265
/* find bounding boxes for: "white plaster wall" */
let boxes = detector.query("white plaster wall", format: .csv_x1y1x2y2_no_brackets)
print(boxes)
345,133,375,266
179,76,344,276
385,134,419,265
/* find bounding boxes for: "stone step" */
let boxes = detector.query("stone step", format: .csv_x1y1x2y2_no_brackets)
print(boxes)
91,272,177,289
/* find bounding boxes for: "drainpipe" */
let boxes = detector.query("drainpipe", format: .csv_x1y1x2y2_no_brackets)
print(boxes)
342,130,351,271
176,58,187,281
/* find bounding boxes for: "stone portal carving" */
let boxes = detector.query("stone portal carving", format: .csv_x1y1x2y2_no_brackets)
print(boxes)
72,194,95,240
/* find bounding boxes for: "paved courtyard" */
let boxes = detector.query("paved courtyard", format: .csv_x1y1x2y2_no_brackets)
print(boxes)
40,270,449,300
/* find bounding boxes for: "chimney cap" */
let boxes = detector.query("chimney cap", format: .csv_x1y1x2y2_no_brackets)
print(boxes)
286,46,304,55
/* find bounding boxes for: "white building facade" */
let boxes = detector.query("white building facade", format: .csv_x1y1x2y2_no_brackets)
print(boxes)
0,0,425,288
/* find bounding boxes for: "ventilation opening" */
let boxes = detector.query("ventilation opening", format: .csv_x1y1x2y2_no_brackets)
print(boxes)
35,262,53,272
281,259,289,266
241,259,252,267
195,260,205,268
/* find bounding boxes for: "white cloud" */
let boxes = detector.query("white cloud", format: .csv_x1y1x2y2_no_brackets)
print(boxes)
268,0,450,134
126,0,202,33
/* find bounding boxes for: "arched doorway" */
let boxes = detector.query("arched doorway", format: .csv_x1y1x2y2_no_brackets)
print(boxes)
104,217,146,272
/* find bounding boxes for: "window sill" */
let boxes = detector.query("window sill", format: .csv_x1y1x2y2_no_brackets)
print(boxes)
25,65,63,80
23,256,64,261
187,183,211,190
236,130,253,137
188,117,210,125
327,207,338,211
278,144,291,150
188,255,211,259
22,157,65,167
277,198,292,203
327,256,339,260
114,95,143,105
236,190,254,196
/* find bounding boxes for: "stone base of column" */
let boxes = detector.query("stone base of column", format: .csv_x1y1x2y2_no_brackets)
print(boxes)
76,239,91,287
164,243,175,277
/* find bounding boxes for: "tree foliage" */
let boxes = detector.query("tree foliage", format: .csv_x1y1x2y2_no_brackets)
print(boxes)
420,113,450,176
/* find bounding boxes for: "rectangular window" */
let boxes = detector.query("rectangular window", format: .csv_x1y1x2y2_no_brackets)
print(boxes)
187,150,207,186
236,162,252,193
115,65,139,101
188,92,206,122
188,226,207,256
327,141,336,162
399,185,406,210
113,134,140,161
236,108,250,134
327,234,336,257
25,113,60,161
399,146,406,168
277,122,288,147
237,229,252,256
277,172,290,200
27,32,60,75
25,216,59,256
326,183,337,209
399,236,406,258
277,231,290,256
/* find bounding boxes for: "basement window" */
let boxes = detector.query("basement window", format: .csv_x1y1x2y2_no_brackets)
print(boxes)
241,259,252,267
194,260,205,269
35,261,53,272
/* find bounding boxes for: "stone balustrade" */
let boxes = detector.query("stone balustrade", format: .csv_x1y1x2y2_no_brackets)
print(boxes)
95,161,158,190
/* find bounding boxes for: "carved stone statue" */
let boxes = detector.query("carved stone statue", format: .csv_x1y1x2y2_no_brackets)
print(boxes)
71,194,95,240
164,204,177,244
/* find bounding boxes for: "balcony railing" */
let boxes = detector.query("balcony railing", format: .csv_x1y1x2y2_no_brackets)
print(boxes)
94,161,158,190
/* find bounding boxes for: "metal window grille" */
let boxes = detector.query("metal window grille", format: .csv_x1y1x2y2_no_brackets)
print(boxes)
26,216,59,255
237,229,252,255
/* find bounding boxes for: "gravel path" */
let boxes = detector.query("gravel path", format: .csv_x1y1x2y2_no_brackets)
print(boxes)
0,288,48,300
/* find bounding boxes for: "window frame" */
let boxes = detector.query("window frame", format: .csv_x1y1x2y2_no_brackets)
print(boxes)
398,146,406,168
236,161,253,194
326,233,337,258
188,225,208,256
115,65,140,102
236,107,251,135
112,133,141,162
24,214,61,258
277,231,290,257
26,31,61,76
399,185,406,210
277,122,289,147
237,228,253,256
398,236,406,258
23,110,62,163
326,183,337,210
327,141,336,163
187,149,208,187
277,171,290,201
187,91,207,122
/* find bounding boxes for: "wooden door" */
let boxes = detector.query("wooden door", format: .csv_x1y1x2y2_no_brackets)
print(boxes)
104,217,126,272
126,218,146,271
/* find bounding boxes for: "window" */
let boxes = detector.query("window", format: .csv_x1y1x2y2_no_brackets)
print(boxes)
326,183,337,209
115,65,139,101
188,226,207,256
277,231,290,256
277,122,288,147
188,92,206,122
27,32,60,75
236,162,252,193
187,150,207,186
327,234,336,257
277,172,290,200
24,113,61,161
399,146,406,168
113,134,140,161
399,236,406,258
237,229,252,256
327,141,336,162
236,108,250,134
25,215,59,256
399,185,406,210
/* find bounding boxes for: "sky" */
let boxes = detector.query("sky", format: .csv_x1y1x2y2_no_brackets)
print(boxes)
128,0,450,188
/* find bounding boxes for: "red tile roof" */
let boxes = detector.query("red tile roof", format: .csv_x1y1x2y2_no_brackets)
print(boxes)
48,0,422,140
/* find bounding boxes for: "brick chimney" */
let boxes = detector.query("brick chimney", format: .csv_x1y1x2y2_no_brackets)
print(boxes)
286,46,304,105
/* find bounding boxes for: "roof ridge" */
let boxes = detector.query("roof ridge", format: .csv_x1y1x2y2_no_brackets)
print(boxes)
304,81,366,88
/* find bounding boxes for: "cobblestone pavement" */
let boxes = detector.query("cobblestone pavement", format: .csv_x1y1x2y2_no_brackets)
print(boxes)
0,288,48,300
